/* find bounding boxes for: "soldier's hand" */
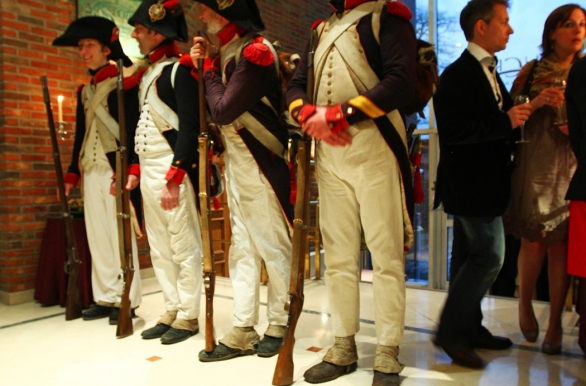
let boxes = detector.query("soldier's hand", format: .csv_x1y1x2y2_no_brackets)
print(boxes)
57,182,74,200
303,107,352,147
161,181,180,211
507,104,532,129
109,181,116,196
126,174,139,190
190,36,207,68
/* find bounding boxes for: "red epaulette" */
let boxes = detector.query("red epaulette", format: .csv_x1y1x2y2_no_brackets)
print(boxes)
311,19,323,30
124,75,138,90
387,0,412,21
76,83,84,94
243,36,274,67
135,67,147,83
178,53,194,69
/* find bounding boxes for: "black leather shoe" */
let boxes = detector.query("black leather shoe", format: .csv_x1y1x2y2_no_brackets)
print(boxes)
372,371,401,386
141,324,170,339
109,308,119,325
160,327,198,345
304,361,358,384
82,304,111,320
257,335,282,357
198,343,256,362
435,339,485,369
473,334,513,350
109,308,137,325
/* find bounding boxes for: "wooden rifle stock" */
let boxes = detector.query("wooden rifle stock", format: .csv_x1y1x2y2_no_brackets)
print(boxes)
272,29,317,386
197,30,217,353
114,60,135,338
40,75,82,321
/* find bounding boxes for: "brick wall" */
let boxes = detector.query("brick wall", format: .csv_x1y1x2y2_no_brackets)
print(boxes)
0,0,415,304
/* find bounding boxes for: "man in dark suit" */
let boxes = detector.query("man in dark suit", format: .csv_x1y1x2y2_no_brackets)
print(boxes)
433,0,532,368
565,55,586,357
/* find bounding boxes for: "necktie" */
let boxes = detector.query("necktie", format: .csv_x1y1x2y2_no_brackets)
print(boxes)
482,57,501,105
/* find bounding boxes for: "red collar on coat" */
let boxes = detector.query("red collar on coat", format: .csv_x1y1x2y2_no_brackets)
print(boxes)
148,42,180,63
217,23,247,47
91,64,117,84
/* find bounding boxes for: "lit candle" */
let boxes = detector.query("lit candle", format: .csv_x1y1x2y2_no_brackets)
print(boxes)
57,95,64,122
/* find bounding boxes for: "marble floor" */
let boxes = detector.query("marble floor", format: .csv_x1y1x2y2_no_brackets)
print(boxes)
0,276,584,386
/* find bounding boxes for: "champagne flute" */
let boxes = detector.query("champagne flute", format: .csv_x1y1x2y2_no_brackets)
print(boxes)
552,77,567,127
515,94,530,144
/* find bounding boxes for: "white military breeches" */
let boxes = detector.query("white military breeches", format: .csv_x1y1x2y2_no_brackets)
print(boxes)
221,126,292,327
317,126,406,346
140,154,203,321
82,164,142,308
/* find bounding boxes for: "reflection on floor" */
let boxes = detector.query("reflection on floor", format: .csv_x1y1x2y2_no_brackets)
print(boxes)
0,277,584,386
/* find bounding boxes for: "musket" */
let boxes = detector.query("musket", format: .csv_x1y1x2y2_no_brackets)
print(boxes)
197,30,217,353
40,75,82,321
272,29,317,386
115,59,135,338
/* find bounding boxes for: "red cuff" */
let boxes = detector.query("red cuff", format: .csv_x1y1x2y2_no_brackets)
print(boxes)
297,104,317,124
190,67,200,81
64,172,80,186
165,166,187,185
325,104,349,134
128,163,141,178
203,57,220,74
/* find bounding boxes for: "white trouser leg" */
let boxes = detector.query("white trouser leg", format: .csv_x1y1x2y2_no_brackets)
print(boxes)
222,127,291,327
317,127,406,346
140,154,203,321
83,165,142,308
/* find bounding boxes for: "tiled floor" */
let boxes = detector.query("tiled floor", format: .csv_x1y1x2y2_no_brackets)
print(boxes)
0,276,584,386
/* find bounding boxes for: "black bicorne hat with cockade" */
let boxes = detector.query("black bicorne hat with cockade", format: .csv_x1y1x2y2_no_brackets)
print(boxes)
194,0,265,32
128,0,188,42
53,16,133,67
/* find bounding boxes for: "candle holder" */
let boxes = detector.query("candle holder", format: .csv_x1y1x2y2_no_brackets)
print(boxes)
57,121,69,140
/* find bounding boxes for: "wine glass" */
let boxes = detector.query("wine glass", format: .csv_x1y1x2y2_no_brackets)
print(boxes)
515,94,530,144
552,77,567,127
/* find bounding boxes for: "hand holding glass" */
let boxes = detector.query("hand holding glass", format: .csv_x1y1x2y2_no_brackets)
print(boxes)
552,77,567,127
514,95,530,144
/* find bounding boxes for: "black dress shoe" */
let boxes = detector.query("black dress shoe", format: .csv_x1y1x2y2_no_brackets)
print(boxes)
303,361,358,384
82,304,111,320
160,327,198,345
435,339,485,369
109,308,137,325
141,323,170,339
198,343,256,362
473,334,513,350
372,371,401,386
257,335,282,358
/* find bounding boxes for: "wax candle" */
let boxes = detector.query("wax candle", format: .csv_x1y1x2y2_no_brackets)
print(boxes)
57,95,64,122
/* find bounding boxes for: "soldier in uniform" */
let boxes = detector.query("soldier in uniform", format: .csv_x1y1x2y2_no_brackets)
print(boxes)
129,0,203,345
190,0,293,361
53,16,142,325
286,0,417,384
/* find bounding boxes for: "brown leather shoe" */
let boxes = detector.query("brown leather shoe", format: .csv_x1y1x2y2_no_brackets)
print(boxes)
436,339,486,369
304,361,358,384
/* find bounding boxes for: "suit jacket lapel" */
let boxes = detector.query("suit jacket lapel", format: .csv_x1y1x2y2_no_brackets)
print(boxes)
461,50,506,111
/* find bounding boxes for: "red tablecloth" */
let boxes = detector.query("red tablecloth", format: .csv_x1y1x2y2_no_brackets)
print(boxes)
34,217,93,307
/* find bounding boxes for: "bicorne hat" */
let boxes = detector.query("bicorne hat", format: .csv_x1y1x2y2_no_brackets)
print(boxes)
52,16,132,67
195,0,265,32
128,0,188,42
